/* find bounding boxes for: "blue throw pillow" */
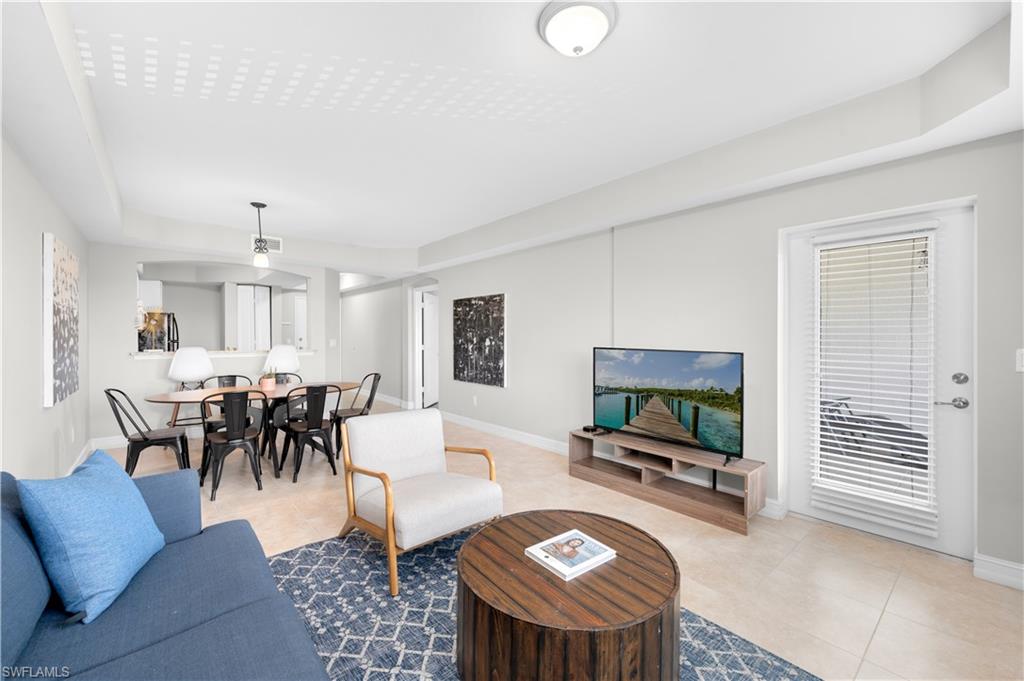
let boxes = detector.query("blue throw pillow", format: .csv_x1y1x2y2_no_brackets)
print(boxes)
16,451,165,623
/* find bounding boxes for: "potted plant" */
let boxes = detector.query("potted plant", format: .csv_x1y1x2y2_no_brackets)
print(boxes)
259,369,277,391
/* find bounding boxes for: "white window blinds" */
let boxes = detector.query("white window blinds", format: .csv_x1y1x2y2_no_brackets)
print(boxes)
811,234,937,536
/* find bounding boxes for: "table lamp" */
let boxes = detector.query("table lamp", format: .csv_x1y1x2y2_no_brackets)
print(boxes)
263,345,300,374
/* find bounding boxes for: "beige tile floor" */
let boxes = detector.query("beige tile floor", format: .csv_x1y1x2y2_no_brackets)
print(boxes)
111,405,1023,681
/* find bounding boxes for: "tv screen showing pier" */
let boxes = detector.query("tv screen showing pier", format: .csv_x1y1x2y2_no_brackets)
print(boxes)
593,347,743,457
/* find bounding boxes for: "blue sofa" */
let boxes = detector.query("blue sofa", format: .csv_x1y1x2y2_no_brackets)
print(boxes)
1,469,329,681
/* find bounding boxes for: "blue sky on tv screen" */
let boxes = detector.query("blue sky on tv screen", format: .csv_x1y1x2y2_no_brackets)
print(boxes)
595,349,741,392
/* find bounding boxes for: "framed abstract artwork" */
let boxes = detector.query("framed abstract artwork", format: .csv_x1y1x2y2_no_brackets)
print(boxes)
453,293,505,388
42,233,80,407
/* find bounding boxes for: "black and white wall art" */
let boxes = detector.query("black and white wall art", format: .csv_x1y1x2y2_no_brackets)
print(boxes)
453,293,505,388
42,233,80,407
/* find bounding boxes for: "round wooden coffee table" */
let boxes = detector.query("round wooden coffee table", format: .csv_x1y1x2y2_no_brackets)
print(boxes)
456,509,680,681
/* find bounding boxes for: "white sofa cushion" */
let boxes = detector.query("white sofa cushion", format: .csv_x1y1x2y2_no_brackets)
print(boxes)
355,472,502,549
345,409,447,499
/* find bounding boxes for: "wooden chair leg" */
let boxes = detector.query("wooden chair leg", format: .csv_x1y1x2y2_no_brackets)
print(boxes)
386,531,399,597
338,517,356,538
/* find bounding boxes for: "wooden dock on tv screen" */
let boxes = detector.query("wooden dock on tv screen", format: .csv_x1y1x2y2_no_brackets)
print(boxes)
620,395,701,447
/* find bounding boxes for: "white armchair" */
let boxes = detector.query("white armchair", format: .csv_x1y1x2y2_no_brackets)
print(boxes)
339,409,502,596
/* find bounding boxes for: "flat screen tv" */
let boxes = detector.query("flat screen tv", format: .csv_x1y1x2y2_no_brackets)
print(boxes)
593,347,743,458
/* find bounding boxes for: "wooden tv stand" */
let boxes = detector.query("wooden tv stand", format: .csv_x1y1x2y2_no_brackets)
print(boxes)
568,429,766,534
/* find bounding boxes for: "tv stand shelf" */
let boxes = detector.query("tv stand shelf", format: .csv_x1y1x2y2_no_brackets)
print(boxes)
569,429,766,534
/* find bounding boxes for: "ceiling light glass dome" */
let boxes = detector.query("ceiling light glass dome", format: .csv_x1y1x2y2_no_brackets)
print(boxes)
539,2,617,57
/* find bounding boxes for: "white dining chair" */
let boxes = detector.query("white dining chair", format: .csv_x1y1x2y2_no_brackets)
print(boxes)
167,346,214,427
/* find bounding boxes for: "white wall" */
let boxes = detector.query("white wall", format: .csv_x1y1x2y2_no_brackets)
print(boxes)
435,233,613,443
610,131,1021,562
339,283,403,399
161,281,223,350
1,141,91,477
341,132,1023,565
88,244,333,439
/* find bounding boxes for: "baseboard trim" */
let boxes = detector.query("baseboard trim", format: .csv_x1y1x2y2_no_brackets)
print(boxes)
974,552,1024,590
67,440,96,475
759,497,788,520
91,435,128,450
440,411,568,455
376,393,414,409
65,435,126,475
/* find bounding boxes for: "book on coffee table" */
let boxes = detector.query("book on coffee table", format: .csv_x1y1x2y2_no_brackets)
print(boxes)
524,528,616,580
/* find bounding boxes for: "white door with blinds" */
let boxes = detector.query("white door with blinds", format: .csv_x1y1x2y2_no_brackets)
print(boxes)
786,206,974,558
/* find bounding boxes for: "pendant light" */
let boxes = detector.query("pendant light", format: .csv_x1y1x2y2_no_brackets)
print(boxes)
251,201,270,268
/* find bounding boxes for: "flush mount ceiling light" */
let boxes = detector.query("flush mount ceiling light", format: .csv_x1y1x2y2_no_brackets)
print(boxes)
250,201,270,268
538,1,617,57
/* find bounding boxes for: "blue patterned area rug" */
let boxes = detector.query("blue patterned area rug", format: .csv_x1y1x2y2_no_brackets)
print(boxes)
270,530,820,681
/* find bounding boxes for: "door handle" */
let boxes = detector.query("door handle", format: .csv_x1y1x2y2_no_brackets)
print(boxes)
934,397,969,409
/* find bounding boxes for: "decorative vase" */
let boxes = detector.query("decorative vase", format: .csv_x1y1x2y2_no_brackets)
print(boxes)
259,377,276,391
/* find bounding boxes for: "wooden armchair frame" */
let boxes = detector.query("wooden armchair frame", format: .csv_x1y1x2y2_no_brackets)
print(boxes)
337,422,497,596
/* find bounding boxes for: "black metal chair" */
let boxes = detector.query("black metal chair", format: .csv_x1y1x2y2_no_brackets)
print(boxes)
202,375,253,390
278,384,340,482
199,390,268,501
200,375,256,451
200,375,255,430
333,372,381,453
258,373,303,470
105,388,190,476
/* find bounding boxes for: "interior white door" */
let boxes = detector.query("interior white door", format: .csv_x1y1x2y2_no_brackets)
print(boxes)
422,291,440,407
786,205,975,558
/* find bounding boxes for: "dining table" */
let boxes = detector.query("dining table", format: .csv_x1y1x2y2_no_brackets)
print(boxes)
145,381,360,407
145,381,360,478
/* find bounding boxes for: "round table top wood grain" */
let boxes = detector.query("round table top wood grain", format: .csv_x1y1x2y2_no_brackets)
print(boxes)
458,509,679,630
144,381,359,404
456,510,681,681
